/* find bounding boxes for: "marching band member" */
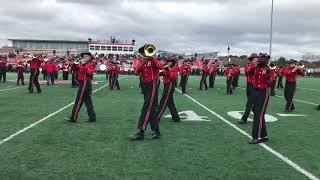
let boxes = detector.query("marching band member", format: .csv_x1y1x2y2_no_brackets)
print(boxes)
270,67,276,96
249,53,272,144
65,52,96,123
16,61,25,86
224,63,234,95
62,62,69,80
200,60,209,90
0,56,7,83
27,55,43,93
46,58,57,85
239,54,258,124
107,61,113,88
129,45,159,141
41,61,47,80
110,62,120,90
283,59,304,112
156,57,180,125
71,60,80,88
179,60,192,93
276,66,284,88
209,60,218,88
232,64,240,89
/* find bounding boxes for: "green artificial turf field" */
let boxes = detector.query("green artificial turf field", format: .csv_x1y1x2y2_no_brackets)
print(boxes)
0,72,319,180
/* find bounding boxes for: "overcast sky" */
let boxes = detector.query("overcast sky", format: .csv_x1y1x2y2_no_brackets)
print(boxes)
0,0,319,59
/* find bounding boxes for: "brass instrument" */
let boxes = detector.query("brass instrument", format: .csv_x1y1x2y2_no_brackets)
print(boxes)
296,61,304,68
138,44,156,58
268,62,277,70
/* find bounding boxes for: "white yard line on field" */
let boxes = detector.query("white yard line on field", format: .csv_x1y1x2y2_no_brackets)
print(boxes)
297,87,320,92
0,76,120,146
175,88,319,180
0,86,24,92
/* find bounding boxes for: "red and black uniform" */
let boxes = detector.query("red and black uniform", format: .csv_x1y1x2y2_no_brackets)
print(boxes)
251,66,272,140
232,66,241,89
156,65,180,128
70,62,96,122
283,67,304,112
41,62,47,80
224,67,234,94
27,58,43,93
46,61,57,85
16,64,25,86
200,65,210,90
209,65,217,88
71,62,80,87
179,63,192,93
0,59,7,83
134,58,160,135
110,64,120,90
270,69,276,96
276,67,284,88
241,63,256,122
61,63,69,80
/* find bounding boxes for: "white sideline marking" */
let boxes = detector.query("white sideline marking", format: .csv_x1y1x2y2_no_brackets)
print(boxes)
277,114,306,117
0,79,114,146
0,86,24,92
298,87,320,92
175,88,319,180
275,95,318,106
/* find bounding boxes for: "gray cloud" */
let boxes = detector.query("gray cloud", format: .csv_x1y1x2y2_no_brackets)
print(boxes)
0,0,319,59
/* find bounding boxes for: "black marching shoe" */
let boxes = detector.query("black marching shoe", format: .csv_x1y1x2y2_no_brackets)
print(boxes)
149,132,161,139
64,117,76,123
238,119,247,124
249,138,263,144
261,137,268,142
128,132,144,141
315,105,320,111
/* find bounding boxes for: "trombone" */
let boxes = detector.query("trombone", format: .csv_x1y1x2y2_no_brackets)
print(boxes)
296,61,304,68
268,62,277,70
138,44,156,58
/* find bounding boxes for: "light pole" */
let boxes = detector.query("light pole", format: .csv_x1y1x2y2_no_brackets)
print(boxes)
269,0,274,58
227,45,230,62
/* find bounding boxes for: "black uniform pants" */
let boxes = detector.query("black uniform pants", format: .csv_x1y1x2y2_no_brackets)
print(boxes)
209,74,216,88
0,67,6,82
71,80,96,122
200,74,208,90
17,73,24,85
226,77,233,94
270,77,277,96
42,70,47,80
241,83,255,122
157,81,180,123
63,71,69,80
137,79,159,131
179,74,183,87
108,71,113,88
180,74,188,93
71,71,78,87
47,72,55,85
284,81,296,111
28,69,41,93
252,88,269,139
232,75,239,89
110,74,120,90
105,71,109,81
277,75,284,88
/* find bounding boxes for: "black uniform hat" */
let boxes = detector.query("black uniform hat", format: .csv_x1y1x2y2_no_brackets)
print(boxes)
288,59,297,64
80,51,92,58
257,53,270,62
248,53,258,61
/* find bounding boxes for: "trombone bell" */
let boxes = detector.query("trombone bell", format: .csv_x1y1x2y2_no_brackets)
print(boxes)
268,62,277,70
139,44,156,57
297,61,304,68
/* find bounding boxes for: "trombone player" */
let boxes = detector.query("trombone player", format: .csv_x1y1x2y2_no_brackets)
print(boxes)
129,44,160,141
283,59,304,112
